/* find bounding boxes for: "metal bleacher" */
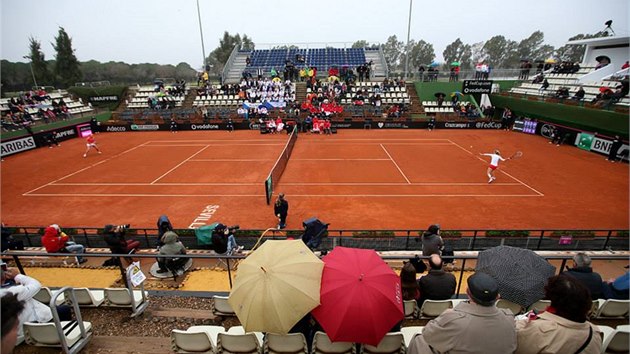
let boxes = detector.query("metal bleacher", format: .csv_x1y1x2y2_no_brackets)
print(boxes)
246,47,367,74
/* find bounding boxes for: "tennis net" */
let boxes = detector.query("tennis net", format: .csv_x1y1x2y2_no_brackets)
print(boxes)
264,126,298,204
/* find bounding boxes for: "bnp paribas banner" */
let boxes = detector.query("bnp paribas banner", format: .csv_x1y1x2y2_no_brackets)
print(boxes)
577,133,594,151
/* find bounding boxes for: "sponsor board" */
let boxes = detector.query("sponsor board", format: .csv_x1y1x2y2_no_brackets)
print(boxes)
54,128,77,140
589,136,629,159
1,136,36,156
130,124,159,131
89,95,118,102
474,121,502,129
248,122,260,130
539,123,555,138
462,80,493,94
190,124,219,130
331,123,352,129
106,126,127,132
442,122,470,129
512,119,525,132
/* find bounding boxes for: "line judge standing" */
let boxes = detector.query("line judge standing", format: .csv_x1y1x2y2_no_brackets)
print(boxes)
274,193,289,229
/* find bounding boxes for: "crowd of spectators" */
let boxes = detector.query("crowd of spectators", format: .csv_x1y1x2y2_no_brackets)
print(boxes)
2,89,72,131
145,80,186,110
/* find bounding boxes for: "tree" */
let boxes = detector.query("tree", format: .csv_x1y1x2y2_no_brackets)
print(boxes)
381,35,404,71
27,36,53,87
52,27,82,87
206,31,255,75
555,32,608,63
482,35,518,68
442,38,472,69
352,40,370,48
406,40,435,71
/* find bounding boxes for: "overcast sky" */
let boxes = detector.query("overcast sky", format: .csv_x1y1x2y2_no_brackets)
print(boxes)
2,0,628,68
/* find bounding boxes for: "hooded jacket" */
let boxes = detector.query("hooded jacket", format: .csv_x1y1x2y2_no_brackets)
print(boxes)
41,226,68,253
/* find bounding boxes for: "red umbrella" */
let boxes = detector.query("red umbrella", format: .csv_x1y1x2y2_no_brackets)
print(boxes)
311,247,403,346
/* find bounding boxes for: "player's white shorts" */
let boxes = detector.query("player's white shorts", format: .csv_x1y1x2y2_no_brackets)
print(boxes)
86,143,97,148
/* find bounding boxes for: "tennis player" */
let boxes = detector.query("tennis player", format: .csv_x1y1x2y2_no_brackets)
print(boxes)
83,134,102,158
480,150,510,183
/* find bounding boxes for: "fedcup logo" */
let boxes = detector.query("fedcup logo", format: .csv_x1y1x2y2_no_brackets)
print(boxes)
540,124,554,138
377,122,384,128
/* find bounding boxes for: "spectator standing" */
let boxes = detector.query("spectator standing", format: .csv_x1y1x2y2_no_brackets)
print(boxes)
421,224,443,256
515,275,601,354
274,193,289,229
562,253,604,299
607,135,623,162
170,118,178,133
41,224,86,263
417,254,456,306
408,272,516,354
1,293,24,354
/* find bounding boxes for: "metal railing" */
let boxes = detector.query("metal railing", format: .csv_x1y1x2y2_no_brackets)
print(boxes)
3,250,627,295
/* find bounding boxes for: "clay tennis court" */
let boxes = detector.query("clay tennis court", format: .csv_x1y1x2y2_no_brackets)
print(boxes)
1,129,628,230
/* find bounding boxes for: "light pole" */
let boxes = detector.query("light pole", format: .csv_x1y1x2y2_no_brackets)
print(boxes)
196,0,207,71
23,55,38,89
404,0,413,79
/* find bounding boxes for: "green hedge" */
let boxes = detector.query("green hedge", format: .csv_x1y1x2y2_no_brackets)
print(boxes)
485,230,531,237
489,95,629,138
67,85,127,111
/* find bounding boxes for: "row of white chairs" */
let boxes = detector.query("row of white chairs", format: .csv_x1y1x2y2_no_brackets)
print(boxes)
404,298,630,320
172,325,413,354
34,286,148,316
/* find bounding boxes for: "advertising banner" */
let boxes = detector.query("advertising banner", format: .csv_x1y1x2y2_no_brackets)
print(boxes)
1,136,36,157
462,80,493,94
577,133,594,151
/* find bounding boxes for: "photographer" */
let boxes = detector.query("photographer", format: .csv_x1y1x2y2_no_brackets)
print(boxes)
156,231,187,274
103,224,140,256
212,224,243,254
41,224,86,264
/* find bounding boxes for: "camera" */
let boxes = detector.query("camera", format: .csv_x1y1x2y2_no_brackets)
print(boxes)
227,225,240,232
119,224,131,230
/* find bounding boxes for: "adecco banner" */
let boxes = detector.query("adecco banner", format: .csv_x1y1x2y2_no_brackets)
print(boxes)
462,80,493,94
1,136,36,156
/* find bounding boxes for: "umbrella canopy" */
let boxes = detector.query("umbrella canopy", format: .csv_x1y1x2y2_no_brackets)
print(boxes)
450,61,460,66
434,92,446,98
451,91,463,98
311,247,403,346
544,58,557,64
429,62,440,67
328,75,339,82
476,246,556,308
228,240,324,334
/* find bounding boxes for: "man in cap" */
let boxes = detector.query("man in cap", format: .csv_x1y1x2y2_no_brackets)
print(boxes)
408,272,517,354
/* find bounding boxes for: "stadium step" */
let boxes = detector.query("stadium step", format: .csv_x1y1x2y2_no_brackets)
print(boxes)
89,336,171,353
149,307,217,321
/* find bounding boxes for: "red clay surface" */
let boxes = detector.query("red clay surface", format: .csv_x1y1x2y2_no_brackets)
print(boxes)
1,130,628,231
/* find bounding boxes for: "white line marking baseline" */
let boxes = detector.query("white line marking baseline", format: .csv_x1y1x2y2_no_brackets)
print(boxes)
23,193,543,198
380,144,411,184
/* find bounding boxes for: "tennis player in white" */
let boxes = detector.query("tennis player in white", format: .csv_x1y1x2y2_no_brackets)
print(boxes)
480,150,510,183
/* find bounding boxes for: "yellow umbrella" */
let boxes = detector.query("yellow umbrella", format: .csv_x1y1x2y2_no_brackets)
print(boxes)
228,240,324,334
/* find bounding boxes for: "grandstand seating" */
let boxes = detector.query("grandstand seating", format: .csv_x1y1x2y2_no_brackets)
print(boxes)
171,325,225,353
360,332,405,354
127,85,186,109
0,91,94,117
211,295,236,317
599,325,630,353
247,48,367,74
263,332,308,354
312,331,355,354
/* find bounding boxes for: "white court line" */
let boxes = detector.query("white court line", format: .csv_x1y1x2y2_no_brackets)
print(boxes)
291,158,390,161
50,182,261,186
151,145,209,184
281,182,522,186
144,143,283,146
380,144,411,184
448,139,545,196
44,182,523,187
24,193,542,198
189,159,274,162
22,142,150,196
301,142,453,145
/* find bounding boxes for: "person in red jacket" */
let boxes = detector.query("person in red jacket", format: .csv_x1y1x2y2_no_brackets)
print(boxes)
41,224,86,263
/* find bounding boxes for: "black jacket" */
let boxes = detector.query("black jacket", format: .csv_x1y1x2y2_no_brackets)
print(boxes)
274,199,289,217
418,269,457,306
563,267,604,299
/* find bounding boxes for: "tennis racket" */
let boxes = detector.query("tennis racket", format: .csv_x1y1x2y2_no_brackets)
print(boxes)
509,151,523,159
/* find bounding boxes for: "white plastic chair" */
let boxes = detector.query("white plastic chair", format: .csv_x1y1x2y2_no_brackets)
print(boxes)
403,300,417,319
419,300,452,318
71,288,104,307
212,295,236,317
171,325,225,353
496,299,523,315
594,299,630,319
312,331,355,354
263,332,308,354
526,299,551,314
103,288,148,317
400,326,423,349
217,332,262,354
360,332,404,354
600,325,630,353
33,287,65,306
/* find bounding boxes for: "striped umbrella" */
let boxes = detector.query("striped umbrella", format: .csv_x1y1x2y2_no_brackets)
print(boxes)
476,246,556,308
